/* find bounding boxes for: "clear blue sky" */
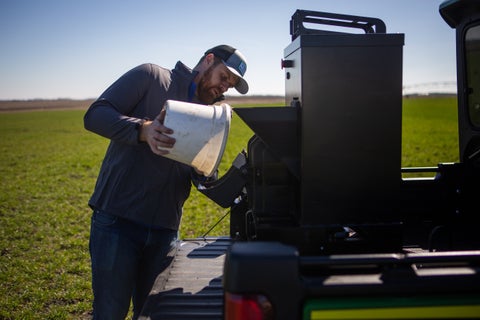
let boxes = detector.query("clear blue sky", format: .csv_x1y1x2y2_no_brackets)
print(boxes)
0,0,456,100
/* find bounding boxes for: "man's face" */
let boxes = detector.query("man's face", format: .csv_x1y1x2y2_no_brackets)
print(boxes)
196,62,239,104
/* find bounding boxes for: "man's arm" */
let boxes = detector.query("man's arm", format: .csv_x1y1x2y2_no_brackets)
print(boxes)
83,64,154,145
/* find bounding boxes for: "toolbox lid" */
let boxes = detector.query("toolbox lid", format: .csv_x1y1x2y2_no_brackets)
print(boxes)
284,33,404,57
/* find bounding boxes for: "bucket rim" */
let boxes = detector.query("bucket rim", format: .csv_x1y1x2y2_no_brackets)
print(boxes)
203,103,231,177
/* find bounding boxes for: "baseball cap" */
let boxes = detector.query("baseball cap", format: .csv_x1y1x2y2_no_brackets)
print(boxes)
205,45,249,94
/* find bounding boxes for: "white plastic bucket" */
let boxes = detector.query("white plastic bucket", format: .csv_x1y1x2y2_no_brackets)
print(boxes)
159,100,231,177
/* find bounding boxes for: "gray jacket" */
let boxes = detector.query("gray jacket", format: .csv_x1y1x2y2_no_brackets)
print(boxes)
84,61,202,230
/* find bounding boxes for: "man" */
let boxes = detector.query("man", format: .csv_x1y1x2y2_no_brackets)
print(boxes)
83,44,248,319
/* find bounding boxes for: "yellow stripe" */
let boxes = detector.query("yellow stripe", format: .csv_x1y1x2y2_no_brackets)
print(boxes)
310,305,480,319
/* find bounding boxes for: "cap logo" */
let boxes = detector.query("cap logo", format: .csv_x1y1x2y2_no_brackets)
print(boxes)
237,61,247,76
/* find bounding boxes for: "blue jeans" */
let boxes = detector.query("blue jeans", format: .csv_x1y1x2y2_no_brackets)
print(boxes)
89,210,178,320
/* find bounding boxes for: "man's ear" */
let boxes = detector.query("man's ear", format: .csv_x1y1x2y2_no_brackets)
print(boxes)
204,53,215,66
195,53,214,74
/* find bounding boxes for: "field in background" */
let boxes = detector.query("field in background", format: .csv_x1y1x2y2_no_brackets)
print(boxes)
402,96,458,166
0,95,284,113
0,96,458,319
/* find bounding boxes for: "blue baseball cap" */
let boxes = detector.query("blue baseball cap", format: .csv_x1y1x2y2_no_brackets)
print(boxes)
205,45,249,94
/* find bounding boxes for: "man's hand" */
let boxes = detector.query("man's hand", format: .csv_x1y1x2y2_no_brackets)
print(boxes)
139,109,176,155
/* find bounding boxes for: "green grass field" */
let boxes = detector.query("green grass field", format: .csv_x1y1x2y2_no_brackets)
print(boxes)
0,96,458,319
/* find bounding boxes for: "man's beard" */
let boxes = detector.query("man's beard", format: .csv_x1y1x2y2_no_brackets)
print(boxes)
196,65,224,104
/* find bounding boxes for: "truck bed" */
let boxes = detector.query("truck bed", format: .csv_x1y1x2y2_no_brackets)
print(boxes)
139,237,231,320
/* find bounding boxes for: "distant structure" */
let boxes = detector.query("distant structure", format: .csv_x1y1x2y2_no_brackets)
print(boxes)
403,81,457,96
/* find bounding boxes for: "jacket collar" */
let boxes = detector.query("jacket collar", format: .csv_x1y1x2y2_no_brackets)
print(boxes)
173,61,201,103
